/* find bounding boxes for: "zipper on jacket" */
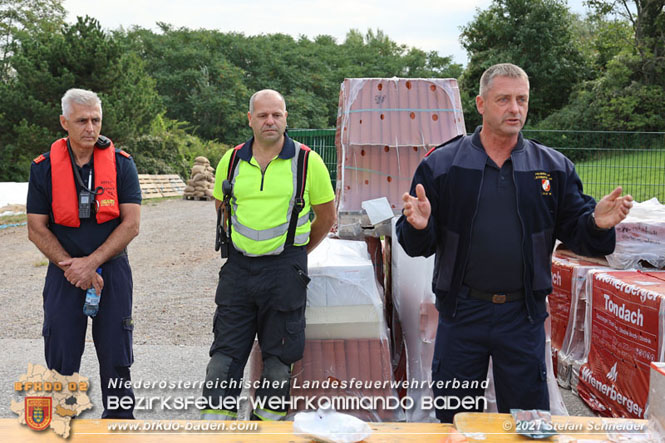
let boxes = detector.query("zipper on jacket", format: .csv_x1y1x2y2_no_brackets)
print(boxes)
511,151,531,322
459,163,486,302
250,160,272,191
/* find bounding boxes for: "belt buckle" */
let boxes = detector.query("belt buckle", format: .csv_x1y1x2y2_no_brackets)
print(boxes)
492,294,507,304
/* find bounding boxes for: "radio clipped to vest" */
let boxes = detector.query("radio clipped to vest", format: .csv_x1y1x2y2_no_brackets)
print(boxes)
215,180,234,258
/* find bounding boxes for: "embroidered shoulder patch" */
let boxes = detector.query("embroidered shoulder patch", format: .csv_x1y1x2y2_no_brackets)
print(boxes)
33,154,47,164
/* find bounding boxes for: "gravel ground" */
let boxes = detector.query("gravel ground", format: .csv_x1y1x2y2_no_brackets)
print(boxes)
0,197,593,419
0,198,220,346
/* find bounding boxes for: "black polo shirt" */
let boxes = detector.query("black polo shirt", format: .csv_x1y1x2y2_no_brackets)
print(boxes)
462,130,524,293
27,148,142,258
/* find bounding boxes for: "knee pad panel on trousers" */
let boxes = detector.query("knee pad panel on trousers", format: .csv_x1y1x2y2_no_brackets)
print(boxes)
261,356,291,383
203,352,245,411
206,352,234,381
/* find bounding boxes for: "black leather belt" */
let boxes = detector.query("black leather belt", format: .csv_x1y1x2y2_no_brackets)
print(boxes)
108,249,128,262
468,288,524,304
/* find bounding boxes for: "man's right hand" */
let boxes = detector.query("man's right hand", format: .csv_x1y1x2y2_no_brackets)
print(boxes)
402,184,431,230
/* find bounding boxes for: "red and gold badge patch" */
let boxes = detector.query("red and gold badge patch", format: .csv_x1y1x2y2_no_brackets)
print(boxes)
25,397,52,431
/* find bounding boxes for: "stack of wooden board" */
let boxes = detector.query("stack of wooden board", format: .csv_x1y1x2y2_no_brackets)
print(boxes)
138,174,186,199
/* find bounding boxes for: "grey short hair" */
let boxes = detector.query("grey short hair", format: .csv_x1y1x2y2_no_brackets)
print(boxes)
249,89,286,114
479,63,529,97
61,88,102,118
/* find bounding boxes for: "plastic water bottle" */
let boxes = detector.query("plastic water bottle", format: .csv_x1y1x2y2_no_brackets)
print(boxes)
83,268,103,317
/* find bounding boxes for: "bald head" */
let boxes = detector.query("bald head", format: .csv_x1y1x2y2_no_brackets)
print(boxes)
249,89,286,114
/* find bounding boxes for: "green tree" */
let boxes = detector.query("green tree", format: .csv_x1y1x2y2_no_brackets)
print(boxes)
0,16,162,180
119,26,249,142
586,0,664,86
459,0,588,130
540,0,664,131
0,0,65,80
126,26,462,140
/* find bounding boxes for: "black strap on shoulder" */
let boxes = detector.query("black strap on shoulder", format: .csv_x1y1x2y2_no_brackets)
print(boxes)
226,147,242,181
285,147,310,247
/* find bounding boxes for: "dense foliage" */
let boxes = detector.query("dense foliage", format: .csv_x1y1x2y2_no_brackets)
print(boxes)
0,0,662,181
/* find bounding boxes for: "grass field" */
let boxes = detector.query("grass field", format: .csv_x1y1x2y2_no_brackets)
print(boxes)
572,149,665,203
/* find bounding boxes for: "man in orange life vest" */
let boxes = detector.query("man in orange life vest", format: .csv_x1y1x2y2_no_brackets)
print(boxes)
27,88,141,418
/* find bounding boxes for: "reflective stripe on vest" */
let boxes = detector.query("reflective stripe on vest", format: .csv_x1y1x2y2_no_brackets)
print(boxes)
200,409,237,420
252,407,286,421
50,138,120,227
230,141,310,257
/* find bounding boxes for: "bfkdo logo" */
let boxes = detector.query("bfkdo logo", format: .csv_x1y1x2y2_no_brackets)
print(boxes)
12,364,92,438
25,397,52,431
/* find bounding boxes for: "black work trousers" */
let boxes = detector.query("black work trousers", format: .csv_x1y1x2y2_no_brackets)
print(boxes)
205,245,309,413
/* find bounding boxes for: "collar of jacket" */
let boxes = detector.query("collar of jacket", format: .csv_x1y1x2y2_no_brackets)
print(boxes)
469,125,526,156
236,133,296,162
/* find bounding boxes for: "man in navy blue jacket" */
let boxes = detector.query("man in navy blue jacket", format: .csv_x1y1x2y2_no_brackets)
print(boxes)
397,63,633,422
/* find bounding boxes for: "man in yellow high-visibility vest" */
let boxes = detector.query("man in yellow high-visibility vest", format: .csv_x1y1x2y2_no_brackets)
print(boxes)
201,89,336,421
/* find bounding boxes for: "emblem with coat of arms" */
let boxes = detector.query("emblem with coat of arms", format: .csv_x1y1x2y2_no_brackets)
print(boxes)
25,397,52,431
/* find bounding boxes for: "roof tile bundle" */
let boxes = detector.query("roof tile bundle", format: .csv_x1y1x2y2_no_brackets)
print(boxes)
334,78,465,221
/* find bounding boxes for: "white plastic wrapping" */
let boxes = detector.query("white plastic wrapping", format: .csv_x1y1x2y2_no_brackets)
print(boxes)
606,198,665,270
647,362,665,442
293,406,372,443
306,237,386,339
550,254,612,389
390,217,437,422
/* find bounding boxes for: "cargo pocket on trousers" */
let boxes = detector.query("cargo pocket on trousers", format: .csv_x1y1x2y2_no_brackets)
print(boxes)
280,316,306,364
272,265,308,312
119,317,134,366
292,264,311,288
539,361,547,382
42,324,50,349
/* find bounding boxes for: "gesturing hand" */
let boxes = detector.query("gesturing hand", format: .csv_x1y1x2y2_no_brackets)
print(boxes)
402,184,431,230
593,186,633,229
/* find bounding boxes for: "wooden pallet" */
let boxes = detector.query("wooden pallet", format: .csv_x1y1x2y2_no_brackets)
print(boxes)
183,195,213,201
139,174,186,199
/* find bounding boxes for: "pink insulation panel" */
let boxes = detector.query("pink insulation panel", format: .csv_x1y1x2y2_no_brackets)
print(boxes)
335,78,466,213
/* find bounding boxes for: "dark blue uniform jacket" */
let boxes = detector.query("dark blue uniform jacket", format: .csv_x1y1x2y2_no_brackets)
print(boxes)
396,131,616,321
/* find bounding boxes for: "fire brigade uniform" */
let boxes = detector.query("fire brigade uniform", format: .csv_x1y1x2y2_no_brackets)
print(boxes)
397,128,615,422
201,134,334,421
26,138,141,419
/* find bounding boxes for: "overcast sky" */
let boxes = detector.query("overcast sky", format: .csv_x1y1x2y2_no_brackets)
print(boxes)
62,0,589,66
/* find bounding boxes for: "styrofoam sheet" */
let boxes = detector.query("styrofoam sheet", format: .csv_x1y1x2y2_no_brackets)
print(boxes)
305,305,384,340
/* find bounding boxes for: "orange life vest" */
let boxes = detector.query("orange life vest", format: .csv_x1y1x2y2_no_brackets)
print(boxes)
49,138,120,227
